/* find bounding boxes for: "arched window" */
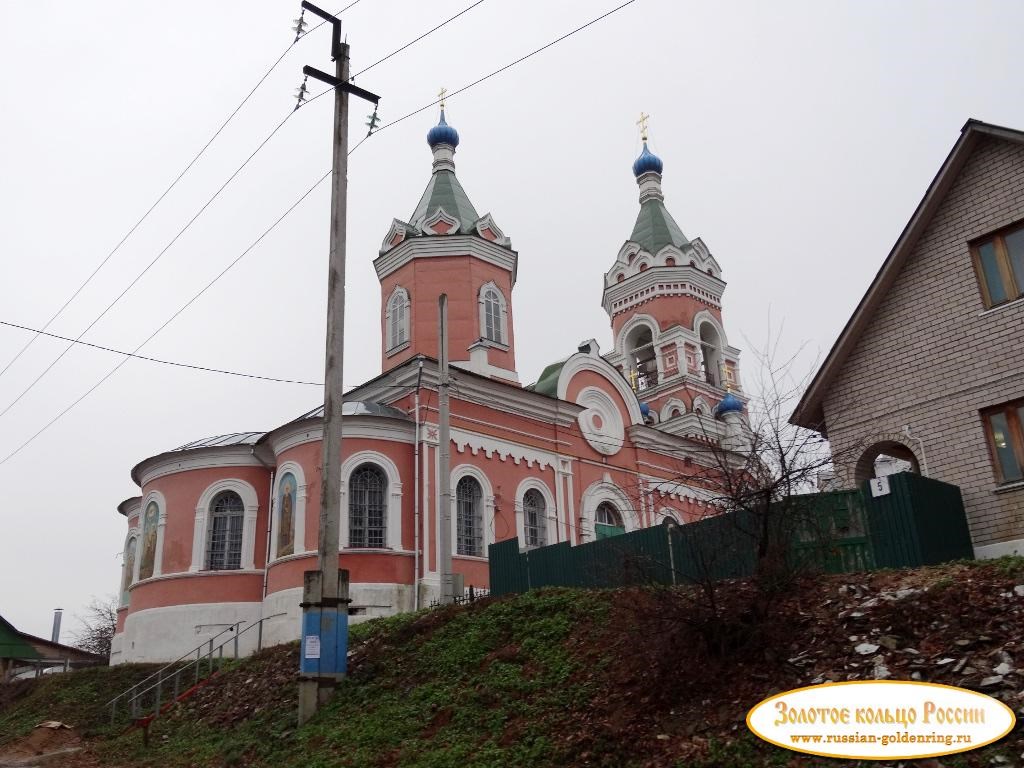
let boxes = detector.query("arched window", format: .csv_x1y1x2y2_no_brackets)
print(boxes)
595,501,625,539
386,287,409,351
276,472,297,558
349,464,387,548
523,489,547,548
483,289,503,344
121,535,137,606
456,476,483,556
206,491,244,570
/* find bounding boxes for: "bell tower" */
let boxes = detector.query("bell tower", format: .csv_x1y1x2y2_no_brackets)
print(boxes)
602,116,743,427
373,102,519,383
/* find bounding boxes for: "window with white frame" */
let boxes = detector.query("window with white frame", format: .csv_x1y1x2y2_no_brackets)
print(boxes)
595,501,625,539
456,476,484,556
387,287,409,351
349,463,387,547
206,491,244,570
523,489,547,548
479,284,507,345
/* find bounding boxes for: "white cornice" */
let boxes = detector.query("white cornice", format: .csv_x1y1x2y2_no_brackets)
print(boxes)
134,446,265,488
267,415,415,456
603,265,726,316
451,427,558,470
373,235,519,285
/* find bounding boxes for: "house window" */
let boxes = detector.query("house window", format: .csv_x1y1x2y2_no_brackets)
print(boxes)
483,289,503,344
349,464,387,547
983,400,1024,484
523,489,546,548
456,476,483,556
595,501,625,539
972,223,1024,308
387,287,409,350
206,491,244,570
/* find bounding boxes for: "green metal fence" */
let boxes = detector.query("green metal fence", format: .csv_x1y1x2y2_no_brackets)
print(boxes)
489,473,973,597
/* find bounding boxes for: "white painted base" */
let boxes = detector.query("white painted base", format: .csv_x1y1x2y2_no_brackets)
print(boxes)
973,538,1023,559
113,582,416,664
118,602,263,664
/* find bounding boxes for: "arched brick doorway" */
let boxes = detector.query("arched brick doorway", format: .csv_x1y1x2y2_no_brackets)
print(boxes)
854,439,920,485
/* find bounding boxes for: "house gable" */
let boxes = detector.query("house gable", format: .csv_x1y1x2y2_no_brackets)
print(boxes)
792,120,1024,432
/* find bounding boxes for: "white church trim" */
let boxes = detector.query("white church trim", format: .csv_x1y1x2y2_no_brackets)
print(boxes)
339,450,404,551
190,479,260,572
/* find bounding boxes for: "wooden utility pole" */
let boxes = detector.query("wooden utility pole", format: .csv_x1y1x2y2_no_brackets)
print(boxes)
438,295,454,603
297,0,379,726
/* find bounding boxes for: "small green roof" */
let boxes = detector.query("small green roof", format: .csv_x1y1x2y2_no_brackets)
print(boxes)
530,359,569,397
630,198,689,254
410,170,481,234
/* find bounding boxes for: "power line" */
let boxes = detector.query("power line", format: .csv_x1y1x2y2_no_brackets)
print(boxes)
350,0,487,80
0,0,490,424
0,170,333,468
0,0,638,466
367,0,636,136
0,320,323,387
0,2,361,385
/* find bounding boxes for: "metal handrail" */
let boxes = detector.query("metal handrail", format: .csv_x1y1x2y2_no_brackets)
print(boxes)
105,621,244,710
108,613,285,725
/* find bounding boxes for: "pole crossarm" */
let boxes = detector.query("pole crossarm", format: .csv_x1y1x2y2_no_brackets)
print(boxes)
302,65,381,104
301,1,343,60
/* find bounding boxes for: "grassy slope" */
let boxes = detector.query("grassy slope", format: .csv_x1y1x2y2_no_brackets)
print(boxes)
4,559,1024,767
0,663,158,745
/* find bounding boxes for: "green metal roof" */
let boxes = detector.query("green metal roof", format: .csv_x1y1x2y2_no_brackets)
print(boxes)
0,615,40,661
410,169,481,234
630,199,689,254
531,359,569,397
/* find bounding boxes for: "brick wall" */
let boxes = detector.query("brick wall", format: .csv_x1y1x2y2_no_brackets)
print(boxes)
822,135,1024,548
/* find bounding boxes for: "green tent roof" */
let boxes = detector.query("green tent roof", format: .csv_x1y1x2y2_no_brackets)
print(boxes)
630,198,689,254
410,170,481,234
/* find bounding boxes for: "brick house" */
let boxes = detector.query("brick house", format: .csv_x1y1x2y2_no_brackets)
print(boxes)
791,119,1024,558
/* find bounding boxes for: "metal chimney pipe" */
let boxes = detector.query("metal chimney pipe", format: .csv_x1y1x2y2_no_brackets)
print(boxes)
51,608,63,644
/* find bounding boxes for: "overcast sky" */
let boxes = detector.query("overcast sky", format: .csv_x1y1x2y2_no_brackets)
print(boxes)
2,0,1023,640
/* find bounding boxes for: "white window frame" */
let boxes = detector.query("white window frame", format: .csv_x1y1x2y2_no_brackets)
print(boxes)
190,479,260,572
477,281,508,347
339,451,403,550
385,286,410,353
271,462,307,560
121,530,139,606
138,491,167,580
580,479,635,541
449,464,495,558
514,477,556,549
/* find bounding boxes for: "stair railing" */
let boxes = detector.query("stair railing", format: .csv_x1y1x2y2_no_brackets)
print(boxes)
107,613,285,726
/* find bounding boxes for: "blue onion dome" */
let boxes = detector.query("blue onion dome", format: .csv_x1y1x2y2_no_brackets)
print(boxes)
639,402,651,417
632,141,663,177
714,391,744,418
427,109,459,148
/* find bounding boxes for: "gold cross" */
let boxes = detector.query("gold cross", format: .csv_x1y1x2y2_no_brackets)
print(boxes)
628,368,639,392
438,87,447,109
637,111,650,141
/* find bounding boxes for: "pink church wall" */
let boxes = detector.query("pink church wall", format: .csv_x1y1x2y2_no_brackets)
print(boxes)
143,464,271,575
380,255,517,374
129,572,263,611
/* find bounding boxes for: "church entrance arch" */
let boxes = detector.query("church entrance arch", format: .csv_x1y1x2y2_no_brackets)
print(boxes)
854,433,921,485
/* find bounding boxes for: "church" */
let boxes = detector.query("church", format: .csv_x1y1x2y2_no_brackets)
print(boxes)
111,109,749,664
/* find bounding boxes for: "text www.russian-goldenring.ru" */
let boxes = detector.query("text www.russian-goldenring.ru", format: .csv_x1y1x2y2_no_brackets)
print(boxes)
790,732,973,747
